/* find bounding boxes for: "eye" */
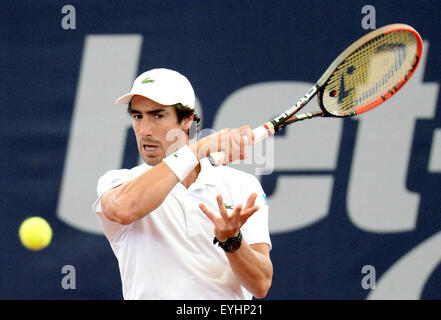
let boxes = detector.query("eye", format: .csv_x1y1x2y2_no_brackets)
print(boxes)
132,114,142,120
155,114,164,119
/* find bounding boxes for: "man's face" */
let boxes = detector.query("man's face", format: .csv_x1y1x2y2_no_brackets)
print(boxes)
130,95,189,166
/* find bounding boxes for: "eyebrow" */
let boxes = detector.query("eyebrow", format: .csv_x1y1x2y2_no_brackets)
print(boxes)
130,108,168,115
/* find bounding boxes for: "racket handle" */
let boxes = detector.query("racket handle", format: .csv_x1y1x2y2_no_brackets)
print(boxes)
208,123,274,166
208,151,227,167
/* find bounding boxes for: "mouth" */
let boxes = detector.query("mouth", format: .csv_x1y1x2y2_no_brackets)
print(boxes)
142,144,159,155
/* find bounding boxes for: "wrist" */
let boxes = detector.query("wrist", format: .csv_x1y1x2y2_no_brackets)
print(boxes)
213,230,243,253
215,229,240,243
189,138,210,160
162,145,199,181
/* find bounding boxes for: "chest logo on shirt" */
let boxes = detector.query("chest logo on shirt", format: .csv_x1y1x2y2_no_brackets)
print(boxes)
224,203,233,210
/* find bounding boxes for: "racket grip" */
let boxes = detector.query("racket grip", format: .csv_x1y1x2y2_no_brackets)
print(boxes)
208,151,226,167
208,136,250,167
253,124,274,144
208,124,274,166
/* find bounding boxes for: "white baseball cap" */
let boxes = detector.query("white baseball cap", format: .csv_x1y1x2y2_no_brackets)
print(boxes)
115,68,195,109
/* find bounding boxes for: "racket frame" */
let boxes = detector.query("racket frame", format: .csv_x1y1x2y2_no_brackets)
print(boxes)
275,23,423,130
208,24,423,166
316,23,423,117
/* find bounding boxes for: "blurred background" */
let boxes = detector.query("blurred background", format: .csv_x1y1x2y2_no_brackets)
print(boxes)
1,0,440,299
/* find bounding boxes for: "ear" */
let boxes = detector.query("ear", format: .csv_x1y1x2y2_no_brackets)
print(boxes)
180,114,194,131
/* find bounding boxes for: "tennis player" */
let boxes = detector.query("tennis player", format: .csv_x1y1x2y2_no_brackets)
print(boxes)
92,68,273,300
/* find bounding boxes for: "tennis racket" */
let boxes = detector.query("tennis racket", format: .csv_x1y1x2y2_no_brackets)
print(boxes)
209,23,423,166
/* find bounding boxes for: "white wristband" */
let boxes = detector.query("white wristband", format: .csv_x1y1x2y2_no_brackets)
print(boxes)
162,145,199,181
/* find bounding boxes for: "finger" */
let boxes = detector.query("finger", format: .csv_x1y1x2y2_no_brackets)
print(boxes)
217,128,231,152
239,136,246,160
217,134,231,165
216,195,229,220
238,125,254,145
242,205,260,221
237,128,251,160
199,203,217,223
219,134,232,164
216,131,223,153
231,204,243,223
228,134,234,162
229,130,240,161
245,192,258,209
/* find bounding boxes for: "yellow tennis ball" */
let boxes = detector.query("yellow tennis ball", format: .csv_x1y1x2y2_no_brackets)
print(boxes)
19,217,53,251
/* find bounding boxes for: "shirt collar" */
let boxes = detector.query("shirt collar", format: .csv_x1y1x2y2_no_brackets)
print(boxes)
191,157,218,188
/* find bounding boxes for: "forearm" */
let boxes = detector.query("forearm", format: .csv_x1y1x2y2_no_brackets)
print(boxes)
103,144,200,224
225,242,273,299
102,161,181,224
199,191,272,298
106,162,179,223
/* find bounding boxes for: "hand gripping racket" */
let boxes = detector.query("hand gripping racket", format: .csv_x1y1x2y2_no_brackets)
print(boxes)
209,23,423,166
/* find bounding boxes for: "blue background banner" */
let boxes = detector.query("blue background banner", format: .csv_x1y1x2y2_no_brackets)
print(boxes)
1,0,440,299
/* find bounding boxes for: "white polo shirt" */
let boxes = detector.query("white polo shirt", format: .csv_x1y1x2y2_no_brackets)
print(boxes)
92,157,271,300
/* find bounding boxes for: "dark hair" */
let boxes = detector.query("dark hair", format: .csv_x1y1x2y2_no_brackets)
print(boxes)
127,101,201,139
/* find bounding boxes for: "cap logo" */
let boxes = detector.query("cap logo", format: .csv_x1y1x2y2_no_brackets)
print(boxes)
142,78,155,84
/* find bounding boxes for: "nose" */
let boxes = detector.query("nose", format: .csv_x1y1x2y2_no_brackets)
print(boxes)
138,117,154,137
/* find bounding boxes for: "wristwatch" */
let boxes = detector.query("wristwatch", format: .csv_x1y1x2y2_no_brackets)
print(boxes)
213,230,243,253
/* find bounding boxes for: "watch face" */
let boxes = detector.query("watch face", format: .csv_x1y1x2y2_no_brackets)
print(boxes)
228,241,241,252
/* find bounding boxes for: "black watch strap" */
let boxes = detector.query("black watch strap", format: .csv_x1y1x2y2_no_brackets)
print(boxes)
213,230,243,253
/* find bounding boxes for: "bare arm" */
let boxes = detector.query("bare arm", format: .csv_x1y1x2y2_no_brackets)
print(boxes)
100,162,180,225
225,242,273,298
199,193,273,298
100,127,254,225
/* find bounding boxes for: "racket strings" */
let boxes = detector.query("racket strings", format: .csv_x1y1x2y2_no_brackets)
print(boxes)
322,31,417,116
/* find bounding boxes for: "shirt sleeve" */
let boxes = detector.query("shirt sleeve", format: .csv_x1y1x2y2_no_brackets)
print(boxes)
91,169,134,243
239,175,272,250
